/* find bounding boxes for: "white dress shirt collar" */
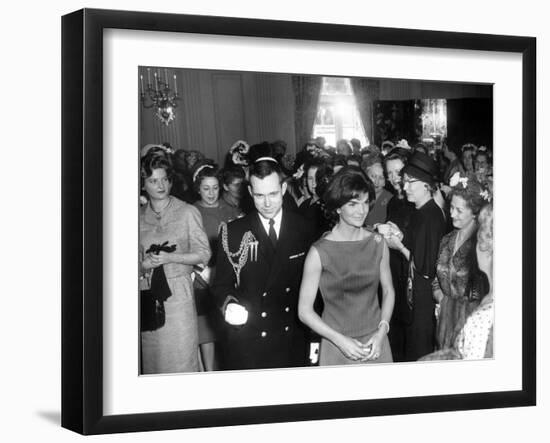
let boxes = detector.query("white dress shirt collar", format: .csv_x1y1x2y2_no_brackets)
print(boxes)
258,209,283,238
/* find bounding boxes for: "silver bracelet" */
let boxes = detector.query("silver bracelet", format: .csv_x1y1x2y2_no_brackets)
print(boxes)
378,320,390,334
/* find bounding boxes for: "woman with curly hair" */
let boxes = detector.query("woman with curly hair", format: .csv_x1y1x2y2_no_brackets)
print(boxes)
420,203,493,360
192,161,242,370
139,150,211,374
432,172,489,349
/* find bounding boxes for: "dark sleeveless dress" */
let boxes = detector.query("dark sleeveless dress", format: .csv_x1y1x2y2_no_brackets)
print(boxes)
313,231,393,366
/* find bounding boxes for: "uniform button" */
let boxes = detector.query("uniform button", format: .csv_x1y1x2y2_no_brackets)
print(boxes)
261,312,267,318
262,292,267,297
261,331,267,337
284,326,290,331
285,306,290,312
285,287,290,293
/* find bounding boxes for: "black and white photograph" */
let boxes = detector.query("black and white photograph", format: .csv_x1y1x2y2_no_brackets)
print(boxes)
4,0,550,440
54,4,540,437
138,68,495,374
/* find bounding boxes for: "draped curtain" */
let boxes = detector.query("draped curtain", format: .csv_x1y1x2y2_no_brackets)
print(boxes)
292,75,322,149
350,78,380,144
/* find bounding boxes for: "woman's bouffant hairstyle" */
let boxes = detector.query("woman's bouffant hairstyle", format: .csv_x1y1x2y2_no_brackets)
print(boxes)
383,148,410,168
140,150,174,188
323,166,374,220
304,157,326,175
448,176,487,216
314,162,334,200
361,152,384,174
191,161,219,193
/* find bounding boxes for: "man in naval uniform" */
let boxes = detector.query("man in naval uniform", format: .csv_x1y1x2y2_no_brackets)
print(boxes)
212,157,313,370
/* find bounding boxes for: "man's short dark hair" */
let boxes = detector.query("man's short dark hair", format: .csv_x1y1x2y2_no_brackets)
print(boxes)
249,159,282,182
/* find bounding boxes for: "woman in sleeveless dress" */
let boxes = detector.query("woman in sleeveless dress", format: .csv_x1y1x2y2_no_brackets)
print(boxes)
298,167,395,365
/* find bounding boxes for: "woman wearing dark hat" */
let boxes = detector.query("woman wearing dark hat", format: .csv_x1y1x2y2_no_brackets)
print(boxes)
375,147,415,361
384,151,446,361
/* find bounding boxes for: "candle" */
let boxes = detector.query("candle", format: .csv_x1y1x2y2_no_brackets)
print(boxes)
164,68,168,85
140,75,144,94
173,74,178,95
154,71,158,92
147,68,151,86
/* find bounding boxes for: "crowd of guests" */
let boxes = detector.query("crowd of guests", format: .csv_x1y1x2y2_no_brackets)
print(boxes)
138,135,494,374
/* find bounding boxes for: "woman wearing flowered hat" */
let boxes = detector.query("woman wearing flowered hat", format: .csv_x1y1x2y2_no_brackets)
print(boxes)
224,140,250,173
420,203,494,361
383,151,446,361
432,172,490,349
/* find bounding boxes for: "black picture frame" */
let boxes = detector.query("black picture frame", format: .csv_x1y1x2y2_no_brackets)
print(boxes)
61,8,536,435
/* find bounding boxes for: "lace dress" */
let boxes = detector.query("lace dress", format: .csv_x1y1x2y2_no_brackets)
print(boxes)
434,229,481,349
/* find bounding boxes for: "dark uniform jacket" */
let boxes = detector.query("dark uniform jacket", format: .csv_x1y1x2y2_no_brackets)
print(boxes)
211,210,313,370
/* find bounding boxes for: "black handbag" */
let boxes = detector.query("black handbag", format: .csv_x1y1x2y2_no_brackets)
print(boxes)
140,242,176,332
140,289,166,332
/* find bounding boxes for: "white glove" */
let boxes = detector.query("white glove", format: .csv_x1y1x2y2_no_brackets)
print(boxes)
376,223,392,237
224,303,249,326
198,266,212,284
386,221,404,241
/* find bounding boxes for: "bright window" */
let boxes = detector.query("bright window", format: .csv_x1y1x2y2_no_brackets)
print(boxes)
312,77,368,148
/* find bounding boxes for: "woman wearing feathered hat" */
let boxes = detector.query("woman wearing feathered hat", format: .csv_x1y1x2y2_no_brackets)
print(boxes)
383,151,447,361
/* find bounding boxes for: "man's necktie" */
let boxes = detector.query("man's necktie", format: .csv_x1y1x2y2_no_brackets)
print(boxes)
268,218,277,248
